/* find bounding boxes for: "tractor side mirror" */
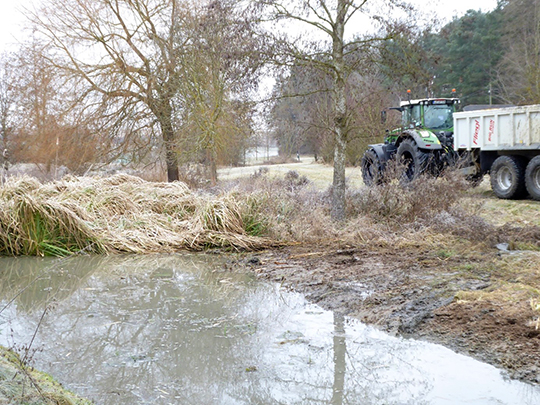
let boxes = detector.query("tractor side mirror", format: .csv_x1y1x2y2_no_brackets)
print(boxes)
381,110,387,124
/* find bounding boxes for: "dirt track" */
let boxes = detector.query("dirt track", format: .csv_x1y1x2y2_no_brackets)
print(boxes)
230,245,540,384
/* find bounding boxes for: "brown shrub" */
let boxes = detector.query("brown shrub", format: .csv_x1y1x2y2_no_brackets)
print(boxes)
348,168,470,222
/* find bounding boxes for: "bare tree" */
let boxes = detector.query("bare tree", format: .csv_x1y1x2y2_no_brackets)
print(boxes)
11,40,61,171
178,0,264,184
0,54,15,154
4,38,103,176
0,54,16,182
258,0,413,220
497,0,540,104
28,0,194,182
271,63,393,167
28,0,266,183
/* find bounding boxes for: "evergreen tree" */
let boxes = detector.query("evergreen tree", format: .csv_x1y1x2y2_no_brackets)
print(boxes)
424,8,505,105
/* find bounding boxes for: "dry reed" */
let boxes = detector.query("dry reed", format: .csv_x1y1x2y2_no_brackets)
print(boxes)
0,174,274,256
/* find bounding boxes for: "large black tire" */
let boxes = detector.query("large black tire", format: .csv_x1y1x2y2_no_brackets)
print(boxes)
396,138,432,182
490,155,527,199
361,149,383,186
525,155,540,201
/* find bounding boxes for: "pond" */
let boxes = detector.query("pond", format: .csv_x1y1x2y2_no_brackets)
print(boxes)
0,254,538,405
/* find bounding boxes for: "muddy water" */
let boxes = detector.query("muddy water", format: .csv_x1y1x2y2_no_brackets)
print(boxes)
0,254,538,405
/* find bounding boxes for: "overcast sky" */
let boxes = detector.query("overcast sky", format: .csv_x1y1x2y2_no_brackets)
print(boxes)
0,0,500,52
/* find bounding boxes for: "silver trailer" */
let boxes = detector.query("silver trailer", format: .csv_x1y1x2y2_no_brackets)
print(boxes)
454,105,540,200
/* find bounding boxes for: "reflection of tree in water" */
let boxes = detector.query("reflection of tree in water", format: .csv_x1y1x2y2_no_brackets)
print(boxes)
331,313,346,405
0,254,434,405
336,319,431,405
0,255,105,313
224,307,432,405
3,254,265,404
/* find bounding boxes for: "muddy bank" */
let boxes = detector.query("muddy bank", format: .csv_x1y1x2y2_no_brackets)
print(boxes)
230,245,540,384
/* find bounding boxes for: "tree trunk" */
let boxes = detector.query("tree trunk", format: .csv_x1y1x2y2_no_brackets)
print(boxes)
331,0,347,221
157,102,179,182
332,115,347,221
163,125,180,182
206,147,218,186
164,140,180,182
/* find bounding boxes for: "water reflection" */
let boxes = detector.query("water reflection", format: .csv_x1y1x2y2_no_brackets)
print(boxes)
0,254,538,405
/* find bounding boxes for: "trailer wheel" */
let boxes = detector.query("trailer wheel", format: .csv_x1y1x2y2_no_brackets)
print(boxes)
396,138,431,182
490,156,527,199
525,156,540,201
361,149,383,186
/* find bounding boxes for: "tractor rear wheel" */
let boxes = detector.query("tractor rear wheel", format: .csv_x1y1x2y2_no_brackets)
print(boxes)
361,149,383,186
396,138,432,182
525,155,540,201
490,155,527,199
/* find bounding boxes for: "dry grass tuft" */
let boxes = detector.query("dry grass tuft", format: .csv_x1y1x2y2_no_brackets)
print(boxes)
347,169,469,223
224,167,530,251
0,177,105,256
343,169,507,246
225,170,338,244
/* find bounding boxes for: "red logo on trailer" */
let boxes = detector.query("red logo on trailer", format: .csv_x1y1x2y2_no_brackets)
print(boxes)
473,120,480,145
488,119,495,142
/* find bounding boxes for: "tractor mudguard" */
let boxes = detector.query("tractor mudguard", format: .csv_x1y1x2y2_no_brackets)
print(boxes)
401,129,443,151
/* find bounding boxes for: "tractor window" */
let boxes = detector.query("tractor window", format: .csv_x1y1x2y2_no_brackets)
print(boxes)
411,106,421,127
424,105,453,129
402,108,411,127
401,106,421,128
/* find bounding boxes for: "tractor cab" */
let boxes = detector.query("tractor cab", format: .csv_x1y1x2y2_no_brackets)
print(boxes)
399,98,459,132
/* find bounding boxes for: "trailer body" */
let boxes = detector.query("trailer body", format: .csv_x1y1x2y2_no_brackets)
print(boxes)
454,105,540,153
454,105,540,200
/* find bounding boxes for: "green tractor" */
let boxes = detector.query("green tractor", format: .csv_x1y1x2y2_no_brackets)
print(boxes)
361,97,460,185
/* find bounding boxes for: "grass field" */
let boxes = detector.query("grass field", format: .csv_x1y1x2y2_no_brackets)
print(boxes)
218,155,364,190
466,178,540,227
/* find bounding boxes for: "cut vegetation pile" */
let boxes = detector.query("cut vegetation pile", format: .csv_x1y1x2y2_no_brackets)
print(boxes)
0,174,274,256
